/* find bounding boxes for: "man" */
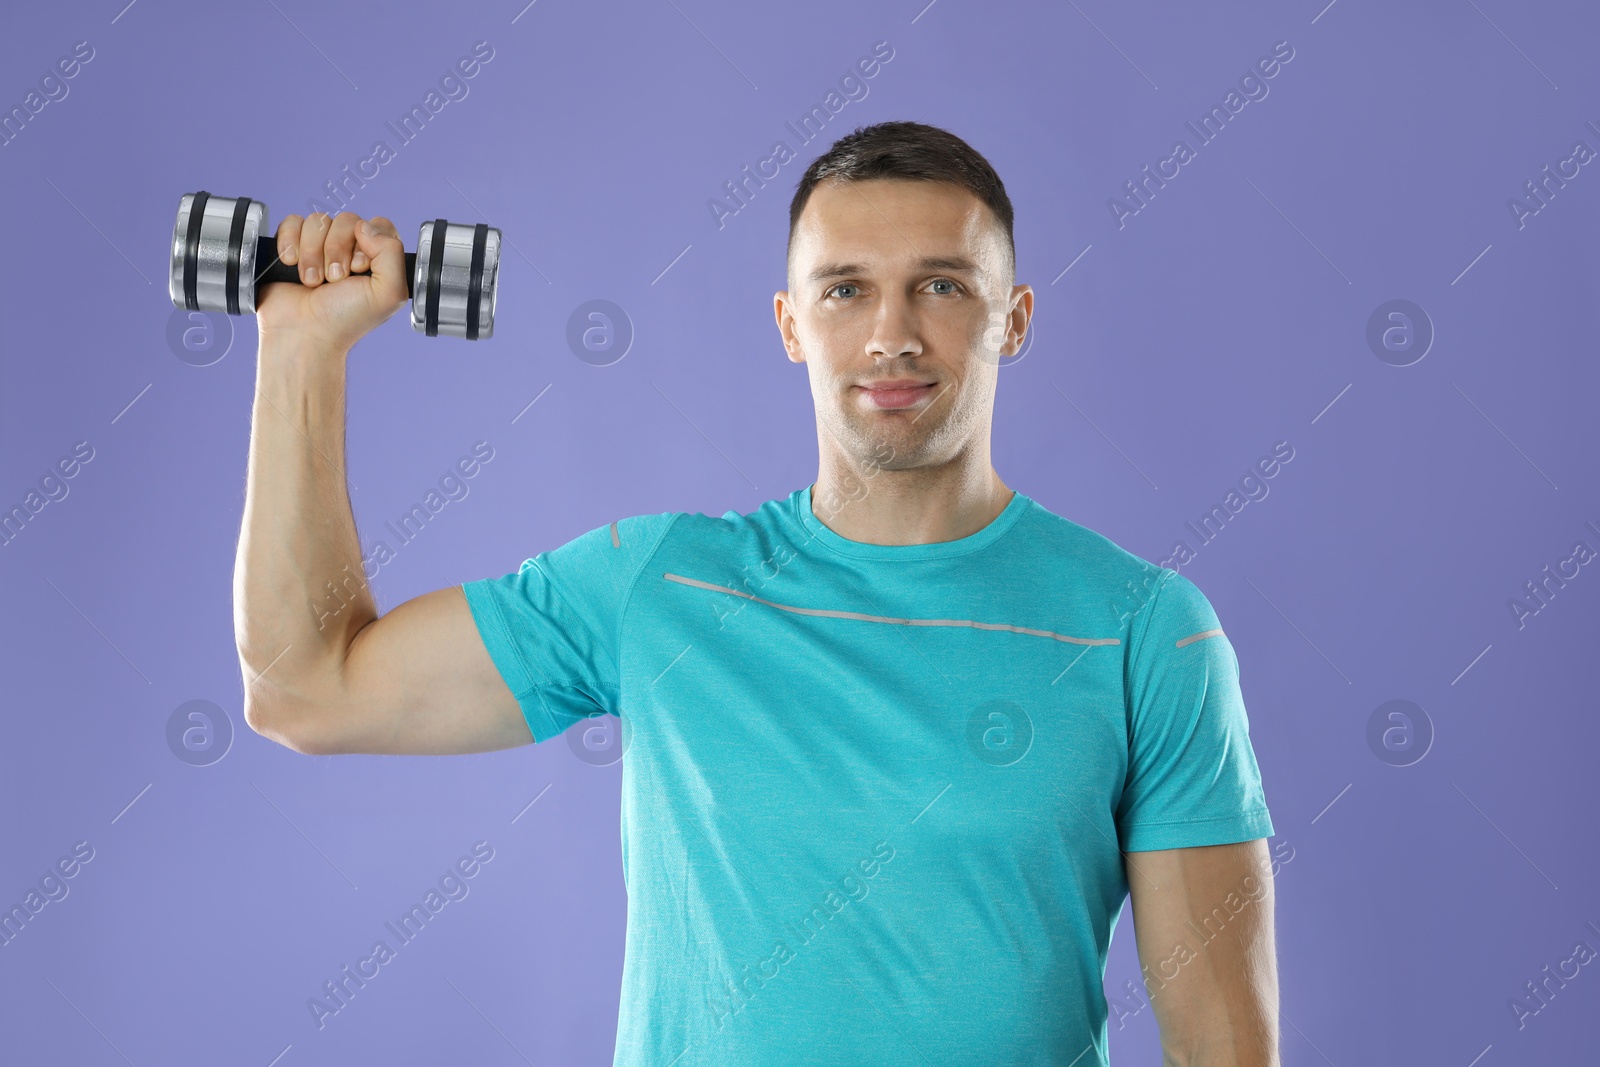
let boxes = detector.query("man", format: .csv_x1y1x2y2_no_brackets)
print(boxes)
238,120,1279,1065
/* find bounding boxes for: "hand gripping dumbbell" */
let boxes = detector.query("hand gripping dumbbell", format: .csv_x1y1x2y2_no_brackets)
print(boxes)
168,191,501,340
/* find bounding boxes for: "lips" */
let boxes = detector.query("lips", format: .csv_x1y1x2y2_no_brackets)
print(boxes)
858,381,936,409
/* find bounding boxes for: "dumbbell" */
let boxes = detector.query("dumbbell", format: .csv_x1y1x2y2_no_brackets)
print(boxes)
168,191,501,340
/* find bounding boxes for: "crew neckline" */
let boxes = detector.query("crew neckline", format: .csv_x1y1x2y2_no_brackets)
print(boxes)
793,483,1031,560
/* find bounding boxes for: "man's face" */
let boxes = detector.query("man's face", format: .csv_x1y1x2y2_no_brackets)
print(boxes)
775,178,1032,474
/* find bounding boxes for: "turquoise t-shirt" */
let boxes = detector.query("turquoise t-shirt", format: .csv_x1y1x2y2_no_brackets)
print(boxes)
461,484,1273,1066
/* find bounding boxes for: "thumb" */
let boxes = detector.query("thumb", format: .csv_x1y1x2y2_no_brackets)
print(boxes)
354,217,409,306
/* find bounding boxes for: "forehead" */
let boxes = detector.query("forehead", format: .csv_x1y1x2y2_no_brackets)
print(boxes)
791,178,1002,279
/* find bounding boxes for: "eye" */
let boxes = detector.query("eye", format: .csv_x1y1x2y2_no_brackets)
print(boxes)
927,278,961,295
826,283,860,300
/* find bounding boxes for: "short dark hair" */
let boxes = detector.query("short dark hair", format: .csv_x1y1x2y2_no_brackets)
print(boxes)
787,120,1016,287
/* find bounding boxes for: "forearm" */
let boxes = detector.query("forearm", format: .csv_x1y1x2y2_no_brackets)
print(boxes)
1131,841,1281,1067
233,336,373,728
1148,922,1280,1067
1159,1018,1278,1067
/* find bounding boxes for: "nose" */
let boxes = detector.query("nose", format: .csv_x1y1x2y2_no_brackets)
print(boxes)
866,291,923,361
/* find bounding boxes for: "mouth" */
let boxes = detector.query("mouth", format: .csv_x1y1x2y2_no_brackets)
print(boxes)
856,381,938,410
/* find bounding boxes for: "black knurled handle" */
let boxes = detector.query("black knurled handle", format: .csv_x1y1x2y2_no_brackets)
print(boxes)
253,235,416,298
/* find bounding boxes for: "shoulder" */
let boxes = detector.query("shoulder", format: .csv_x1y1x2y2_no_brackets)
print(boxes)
1014,495,1229,645
1016,494,1167,589
643,493,796,553
1125,568,1234,679
524,510,683,586
604,511,684,552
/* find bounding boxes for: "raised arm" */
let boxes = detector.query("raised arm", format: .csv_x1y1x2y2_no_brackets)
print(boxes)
234,210,529,756
1125,839,1280,1067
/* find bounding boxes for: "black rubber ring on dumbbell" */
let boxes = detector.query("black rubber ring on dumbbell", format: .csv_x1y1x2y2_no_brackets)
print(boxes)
424,218,447,338
183,191,210,312
466,223,488,341
225,197,252,316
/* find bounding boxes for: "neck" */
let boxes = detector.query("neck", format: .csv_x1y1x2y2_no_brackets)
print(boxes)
811,439,1013,547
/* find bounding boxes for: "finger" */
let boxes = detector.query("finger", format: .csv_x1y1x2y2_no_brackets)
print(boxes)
355,216,408,301
324,212,360,282
352,215,395,272
298,212,330,286
276,215,304,268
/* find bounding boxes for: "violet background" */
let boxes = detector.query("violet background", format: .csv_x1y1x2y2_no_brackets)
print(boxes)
2,0,1597,1063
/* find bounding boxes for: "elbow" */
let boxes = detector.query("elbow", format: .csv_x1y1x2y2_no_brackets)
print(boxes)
243,694,344,756
237,642,351,755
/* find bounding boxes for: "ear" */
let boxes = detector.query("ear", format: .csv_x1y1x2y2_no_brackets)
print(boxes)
774,291,805,364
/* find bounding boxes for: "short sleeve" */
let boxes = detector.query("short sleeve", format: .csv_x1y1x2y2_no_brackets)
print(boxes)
461,512,679,743
1115,569,1274,852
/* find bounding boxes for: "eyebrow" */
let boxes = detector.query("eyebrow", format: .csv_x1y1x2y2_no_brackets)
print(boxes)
807,255,985,284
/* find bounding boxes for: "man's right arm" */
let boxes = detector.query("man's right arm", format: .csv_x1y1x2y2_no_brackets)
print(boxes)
234,210,531,757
